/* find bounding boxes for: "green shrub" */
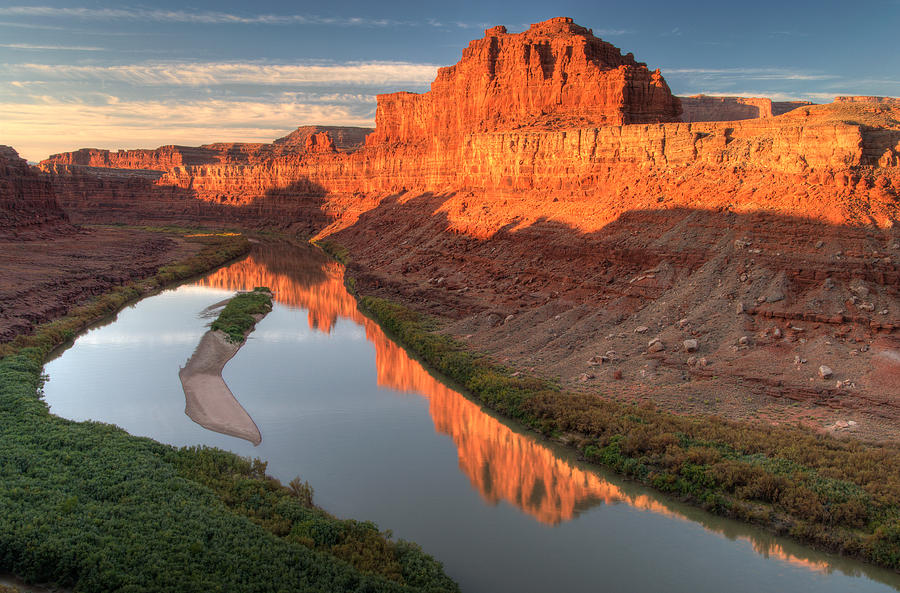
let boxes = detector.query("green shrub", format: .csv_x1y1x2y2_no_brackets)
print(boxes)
209,287,273,343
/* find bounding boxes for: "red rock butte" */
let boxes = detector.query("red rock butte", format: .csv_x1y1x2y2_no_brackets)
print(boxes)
367,17,681,146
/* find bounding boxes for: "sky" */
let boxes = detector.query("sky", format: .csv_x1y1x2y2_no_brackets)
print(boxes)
1,0,898,161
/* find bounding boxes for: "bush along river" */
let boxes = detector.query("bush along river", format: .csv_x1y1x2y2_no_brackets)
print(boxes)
42,240,900,593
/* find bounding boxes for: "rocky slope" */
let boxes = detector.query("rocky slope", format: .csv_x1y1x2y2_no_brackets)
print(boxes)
35,18,900,439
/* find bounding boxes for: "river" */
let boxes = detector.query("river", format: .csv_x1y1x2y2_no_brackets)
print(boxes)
41,241,900,593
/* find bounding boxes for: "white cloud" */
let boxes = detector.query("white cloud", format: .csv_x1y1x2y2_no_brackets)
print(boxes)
665,67,838,81
684,90,831,102
10,61,439,87
0,19,67,30
0,42,105,50
1,96,377,161
0,6,402,27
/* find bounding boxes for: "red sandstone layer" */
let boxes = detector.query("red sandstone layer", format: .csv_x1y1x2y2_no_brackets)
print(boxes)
45,125,372,170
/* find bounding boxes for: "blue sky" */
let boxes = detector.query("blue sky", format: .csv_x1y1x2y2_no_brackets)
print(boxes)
1,0,897,161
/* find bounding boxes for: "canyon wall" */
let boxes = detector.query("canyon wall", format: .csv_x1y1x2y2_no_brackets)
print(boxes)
38,19,900,234
679,95,813,122
45,125,373,170
0,145,69,237
41,105,900,230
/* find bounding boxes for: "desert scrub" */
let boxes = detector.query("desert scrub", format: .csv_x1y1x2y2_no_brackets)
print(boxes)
358,295,900,572
210,287,274,343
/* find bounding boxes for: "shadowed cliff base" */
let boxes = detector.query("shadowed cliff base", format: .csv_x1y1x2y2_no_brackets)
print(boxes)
0,146,70,239
321,191,900,441
38,165,331,235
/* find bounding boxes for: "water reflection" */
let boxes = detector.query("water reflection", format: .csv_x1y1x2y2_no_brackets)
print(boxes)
195,242,863,579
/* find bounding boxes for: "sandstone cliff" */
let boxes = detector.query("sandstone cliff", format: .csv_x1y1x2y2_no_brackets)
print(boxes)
45,125,372,171
366,17,680,147
0,145,69,237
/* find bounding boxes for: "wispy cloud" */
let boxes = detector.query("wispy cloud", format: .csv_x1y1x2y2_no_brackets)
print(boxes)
0,6,402,27
665,68,838,81
0,42,105,50
686,90,830,102
2,96,377,161
0,19,67,30
10,61,439,86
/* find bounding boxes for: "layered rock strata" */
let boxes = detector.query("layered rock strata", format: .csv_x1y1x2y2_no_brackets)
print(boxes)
0,145,69,237
366,17,681,146
45,125,373,170
679,94,812,122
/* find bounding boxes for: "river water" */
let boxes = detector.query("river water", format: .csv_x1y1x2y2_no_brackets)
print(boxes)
41,241,900,593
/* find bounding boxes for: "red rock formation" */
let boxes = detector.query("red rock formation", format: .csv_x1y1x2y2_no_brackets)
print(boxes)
835,96,900,105
44,126,371,170
304,132,335,154
0,145,69,237
274,126,371,152
366,17,681,146
679,94,812,122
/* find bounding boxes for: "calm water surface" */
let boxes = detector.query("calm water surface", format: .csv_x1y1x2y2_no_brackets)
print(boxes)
42,242,900,593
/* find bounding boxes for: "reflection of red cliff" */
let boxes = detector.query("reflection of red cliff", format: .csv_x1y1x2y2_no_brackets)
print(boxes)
195,251,836,572
196,253,684,524
199,254,357,333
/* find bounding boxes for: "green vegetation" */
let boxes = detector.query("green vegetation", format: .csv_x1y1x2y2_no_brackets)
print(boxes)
210,287,274,343
0,231,457,593
358,295,900,571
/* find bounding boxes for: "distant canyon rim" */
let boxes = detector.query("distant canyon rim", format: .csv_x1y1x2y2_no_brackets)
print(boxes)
2,16,899,441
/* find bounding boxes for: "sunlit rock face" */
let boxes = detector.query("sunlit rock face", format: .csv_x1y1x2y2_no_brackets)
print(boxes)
39,19,900,231
366,17,681,147
678,95,814,122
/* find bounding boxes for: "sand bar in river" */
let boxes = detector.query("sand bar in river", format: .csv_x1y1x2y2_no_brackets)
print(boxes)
179,318,263,445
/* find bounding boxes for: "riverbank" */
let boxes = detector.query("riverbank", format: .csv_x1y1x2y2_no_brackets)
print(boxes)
180,288,273,445
0,228,458,592
0,226,202,343
354,292,900,572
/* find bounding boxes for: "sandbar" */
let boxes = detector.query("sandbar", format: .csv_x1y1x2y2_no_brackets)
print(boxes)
179,318,263,445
